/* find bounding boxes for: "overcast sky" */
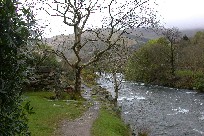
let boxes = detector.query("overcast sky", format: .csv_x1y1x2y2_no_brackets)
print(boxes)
158,0,204,29
28,0,204,37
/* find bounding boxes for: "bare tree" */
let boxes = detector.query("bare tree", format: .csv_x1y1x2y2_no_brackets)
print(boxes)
98,39,129,106
162,27,181,76
44,0,158,98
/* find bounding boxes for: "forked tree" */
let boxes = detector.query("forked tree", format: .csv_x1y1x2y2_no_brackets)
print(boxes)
44,0,158,98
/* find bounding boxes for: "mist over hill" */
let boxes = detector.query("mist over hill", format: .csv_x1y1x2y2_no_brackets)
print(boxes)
181,28,204,37
44,28,204,61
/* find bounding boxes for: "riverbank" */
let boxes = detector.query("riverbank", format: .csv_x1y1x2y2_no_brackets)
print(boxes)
92,108,131,136
173,70,204,92
125,70,204,93
90,86,131,136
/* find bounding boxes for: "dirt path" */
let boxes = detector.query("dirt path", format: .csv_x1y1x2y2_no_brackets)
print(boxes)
56,85,100,136
56,101,100,136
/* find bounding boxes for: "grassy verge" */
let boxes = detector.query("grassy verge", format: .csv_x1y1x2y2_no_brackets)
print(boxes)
23,92,88,136
91,108,130,136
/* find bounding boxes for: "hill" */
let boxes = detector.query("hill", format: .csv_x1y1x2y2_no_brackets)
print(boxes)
44,28,204,61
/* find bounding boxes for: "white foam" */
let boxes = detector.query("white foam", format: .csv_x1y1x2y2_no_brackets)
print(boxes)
127,97,134,101
167,113,177,116
172,107,189,114
186,91,197,94
193,129,204,134
140,83,145,86
118,96,146,101
117,97,126,101
135,96,146,100
199,116,204,120
178,109,189,113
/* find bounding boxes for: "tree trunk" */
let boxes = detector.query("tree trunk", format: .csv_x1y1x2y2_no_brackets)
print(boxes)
74,67,82,99
170,42,175,76
113,73,119,107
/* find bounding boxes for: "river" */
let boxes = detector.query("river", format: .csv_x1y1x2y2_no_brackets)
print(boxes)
97,73,204,136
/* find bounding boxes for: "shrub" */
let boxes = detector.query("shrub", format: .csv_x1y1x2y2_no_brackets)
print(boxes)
125,38,171,85
175,70,204,91
0,1,34,135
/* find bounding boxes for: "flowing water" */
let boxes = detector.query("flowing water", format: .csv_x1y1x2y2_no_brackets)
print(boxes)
97,73,204,136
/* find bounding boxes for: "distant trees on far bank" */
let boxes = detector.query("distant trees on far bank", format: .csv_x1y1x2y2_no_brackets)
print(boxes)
125,31,204,92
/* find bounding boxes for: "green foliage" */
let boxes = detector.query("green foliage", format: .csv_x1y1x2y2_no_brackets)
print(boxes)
92,109,130,136
194,78,204,92
23,92,87,136
29,44,59,68
175,70,204,91
146,37,169,45
126,32,204,92
175,70,203,77
82,67,99,86
174,70,196,89
0,0,34,135
125,38,171,84
23,101,35,115
174,31,204,91
192,31,204,44
177,33,204,72
25,44,76,95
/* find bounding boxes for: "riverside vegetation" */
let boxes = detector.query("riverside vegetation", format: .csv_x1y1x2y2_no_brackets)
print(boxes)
90,86,131,136
125,31,204,92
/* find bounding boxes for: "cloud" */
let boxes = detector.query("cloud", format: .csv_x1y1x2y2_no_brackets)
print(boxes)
157,0,204,29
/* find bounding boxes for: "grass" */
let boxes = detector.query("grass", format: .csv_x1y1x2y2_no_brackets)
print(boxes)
91,108,130,136
175,70,204,77
23,91,88,136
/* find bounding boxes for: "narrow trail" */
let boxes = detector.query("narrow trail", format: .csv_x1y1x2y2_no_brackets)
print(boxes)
56,85,100,136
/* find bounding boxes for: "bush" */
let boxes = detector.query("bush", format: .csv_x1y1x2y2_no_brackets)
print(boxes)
26,44,76,100
175,70,204,91
194,78,204,92
0,1,33,135
125,38,171,85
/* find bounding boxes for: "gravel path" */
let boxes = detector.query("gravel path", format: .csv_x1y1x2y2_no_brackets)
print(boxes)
56,101,100,136
56,85,100,136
